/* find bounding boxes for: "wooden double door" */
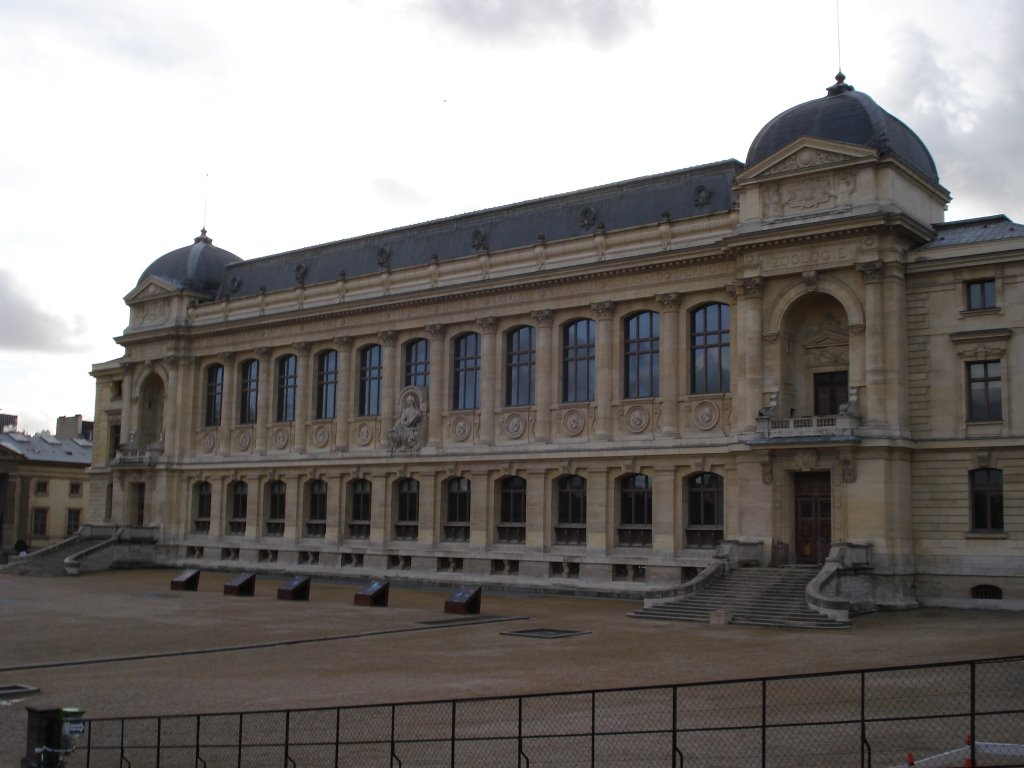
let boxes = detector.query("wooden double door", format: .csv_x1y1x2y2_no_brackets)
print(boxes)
795,472,831,565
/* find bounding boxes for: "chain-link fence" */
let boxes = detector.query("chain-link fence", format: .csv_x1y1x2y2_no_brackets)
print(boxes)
66,656,1024,767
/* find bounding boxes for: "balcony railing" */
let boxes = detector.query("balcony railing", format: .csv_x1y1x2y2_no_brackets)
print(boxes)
755,413,860,440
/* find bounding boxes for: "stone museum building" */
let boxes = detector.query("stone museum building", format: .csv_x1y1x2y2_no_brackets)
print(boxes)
87,75,1023,611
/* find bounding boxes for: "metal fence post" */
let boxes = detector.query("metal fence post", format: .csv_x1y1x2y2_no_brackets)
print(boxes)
236,712,243,768
761,679,767,768
450,700,456,768
591,691,596,768
334,707,341,768
970,661,977,767
155,716,161,768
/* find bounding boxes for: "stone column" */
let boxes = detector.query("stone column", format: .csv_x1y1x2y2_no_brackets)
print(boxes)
652,464,676,554
294,342,311,451
255,347,272,454
525,468,547,548
593,302,615,440
478,317,497,445
858,261,885,427
378,331,398,446
426,324,446,447
162,355,181,459
369,470,388,545
884,262,909,433
219,353,236,457
532,310,553,443
470,468,490,547
418,471,439,547
119,361,136,447
334,337,353,452
587,467,609,552
657,293,680,436
738,277,764,431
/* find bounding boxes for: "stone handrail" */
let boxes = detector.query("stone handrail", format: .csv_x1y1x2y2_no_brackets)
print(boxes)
806,561,850,623
642,560,726,607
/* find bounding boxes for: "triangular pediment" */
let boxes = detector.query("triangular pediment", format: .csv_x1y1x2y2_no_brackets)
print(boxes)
124,276,179,304
804,329,849,349
739,138,877,183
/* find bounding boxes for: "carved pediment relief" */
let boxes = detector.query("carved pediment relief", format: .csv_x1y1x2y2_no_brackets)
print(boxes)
739,138,877,182
124,277,178,305
803,326,849,367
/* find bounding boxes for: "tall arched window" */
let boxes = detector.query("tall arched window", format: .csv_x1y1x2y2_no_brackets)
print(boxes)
691,303,730,394
204,365,224,427
970,468,1003,532
444,477,471,541
239,359,259,424
315,350,338,420
404,338,430,387
192,481,212,534
618,473,652,546
229,481,248,535
266,480,286,536
306,479,328,538
555,475,587,545
498,477,527,543
452,333,481,410
505,326,536,407
686,472,724,547
624,311,660,399
395,478,420,540
276,354,297,422
359,345,383,416
562,318,595,403
348,479,371,538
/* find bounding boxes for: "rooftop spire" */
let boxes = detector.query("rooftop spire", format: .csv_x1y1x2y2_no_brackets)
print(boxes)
194,227,212,245
827,71,855,96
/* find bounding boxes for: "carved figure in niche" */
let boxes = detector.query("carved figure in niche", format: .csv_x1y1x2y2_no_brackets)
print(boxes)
763,183,783,219
758,392,780,418
389,387,426,454
838,387,860,417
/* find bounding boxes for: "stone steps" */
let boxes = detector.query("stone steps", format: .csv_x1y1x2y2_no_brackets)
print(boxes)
630,566,850,630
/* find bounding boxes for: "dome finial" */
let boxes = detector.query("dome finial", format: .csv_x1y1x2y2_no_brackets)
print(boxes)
195,227,212,245
827,71,854,96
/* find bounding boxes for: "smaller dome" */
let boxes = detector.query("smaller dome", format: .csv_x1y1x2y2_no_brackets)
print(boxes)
138,229,242,294
746,73,939,184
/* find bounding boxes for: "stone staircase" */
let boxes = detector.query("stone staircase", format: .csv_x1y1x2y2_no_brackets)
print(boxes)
630,565,851,629
2,535,100,576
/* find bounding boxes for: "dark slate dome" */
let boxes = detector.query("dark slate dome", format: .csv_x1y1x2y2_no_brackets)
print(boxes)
138,229,242,294
746,73,939,184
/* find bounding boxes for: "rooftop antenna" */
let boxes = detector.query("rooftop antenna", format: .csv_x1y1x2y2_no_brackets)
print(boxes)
202,172,209,234
835,0,843,75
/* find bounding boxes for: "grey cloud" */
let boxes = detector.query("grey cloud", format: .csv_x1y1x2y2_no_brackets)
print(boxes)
0,270,89,352
882,12,1024,221
0,0,214,69
419,0,652,46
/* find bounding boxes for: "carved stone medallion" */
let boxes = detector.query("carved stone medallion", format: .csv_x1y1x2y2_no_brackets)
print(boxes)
505,413,526,439
451,416,472,442
625,405,650,434
692,400,720,431
563,409,586,437
201,433,216,453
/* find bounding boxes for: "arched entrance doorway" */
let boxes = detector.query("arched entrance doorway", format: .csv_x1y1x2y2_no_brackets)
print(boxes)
794,472,831,565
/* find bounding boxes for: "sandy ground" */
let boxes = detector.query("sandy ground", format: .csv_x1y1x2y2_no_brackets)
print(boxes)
1,568,1022,765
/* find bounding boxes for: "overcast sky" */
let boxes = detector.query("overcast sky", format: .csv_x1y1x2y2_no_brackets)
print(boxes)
1,0,1022,435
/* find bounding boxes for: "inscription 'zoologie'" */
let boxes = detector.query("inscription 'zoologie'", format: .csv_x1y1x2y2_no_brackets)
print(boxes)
768,245,851,270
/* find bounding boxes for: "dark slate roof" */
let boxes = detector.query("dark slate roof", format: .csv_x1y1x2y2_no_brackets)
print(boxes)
215,161,742,300
917,215,1023,251
747,74,939,185
138,229,243,294
0,432,92,465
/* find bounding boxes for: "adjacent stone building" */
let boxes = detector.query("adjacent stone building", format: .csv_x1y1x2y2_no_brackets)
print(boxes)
87,75,1023,610
0,427,92,557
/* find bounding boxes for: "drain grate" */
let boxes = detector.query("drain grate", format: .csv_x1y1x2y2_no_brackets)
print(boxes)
501,628,590,639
